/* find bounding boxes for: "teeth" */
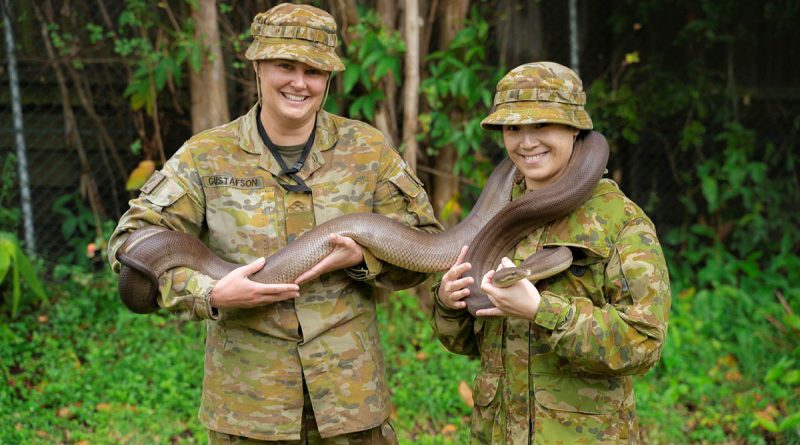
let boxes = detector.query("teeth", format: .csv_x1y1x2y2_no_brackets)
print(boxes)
522,153,546,160
282,93,307,101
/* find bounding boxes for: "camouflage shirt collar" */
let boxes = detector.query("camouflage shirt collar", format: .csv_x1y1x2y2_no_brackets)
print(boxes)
238,105,337,155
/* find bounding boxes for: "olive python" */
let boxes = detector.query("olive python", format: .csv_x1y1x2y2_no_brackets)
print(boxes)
116,131,609,316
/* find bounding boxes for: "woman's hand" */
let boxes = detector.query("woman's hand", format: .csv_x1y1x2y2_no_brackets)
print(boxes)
294,234,365,285
476,257,541,319
210,257,300,309
436,246,472,311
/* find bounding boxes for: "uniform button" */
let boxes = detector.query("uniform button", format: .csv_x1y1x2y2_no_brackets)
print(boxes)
570,265,586,277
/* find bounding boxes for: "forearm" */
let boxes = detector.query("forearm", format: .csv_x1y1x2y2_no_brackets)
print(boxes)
430,282,479,356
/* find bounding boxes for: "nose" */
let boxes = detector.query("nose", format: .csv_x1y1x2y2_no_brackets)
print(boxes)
520,130,540,149
289,70,307,89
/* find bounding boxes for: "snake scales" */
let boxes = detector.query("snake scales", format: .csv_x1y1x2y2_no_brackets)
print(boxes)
116,131,609,315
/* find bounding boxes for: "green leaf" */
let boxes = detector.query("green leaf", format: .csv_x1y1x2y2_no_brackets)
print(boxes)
0,239,11,285
342,66,360,95
701,175,718,211
13,242,47,300
189,43,202,73
11,251,20,318
373,58,394,82
751,415,779,433
154,58,170,90
779,411,800,430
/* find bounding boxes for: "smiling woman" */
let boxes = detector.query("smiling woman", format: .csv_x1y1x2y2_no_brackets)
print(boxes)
257,59,329,144
502,123,580,190
432,62,671,444
106,2,442,444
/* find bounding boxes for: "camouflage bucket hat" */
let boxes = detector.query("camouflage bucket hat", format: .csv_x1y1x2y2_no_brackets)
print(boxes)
245,3,345,72
481,62,592,131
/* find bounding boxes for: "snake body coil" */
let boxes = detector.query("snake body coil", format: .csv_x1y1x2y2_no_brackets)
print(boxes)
116,131,609,315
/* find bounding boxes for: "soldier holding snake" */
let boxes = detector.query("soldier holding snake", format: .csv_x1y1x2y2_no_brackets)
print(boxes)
108,3,441,444
433,62,671,444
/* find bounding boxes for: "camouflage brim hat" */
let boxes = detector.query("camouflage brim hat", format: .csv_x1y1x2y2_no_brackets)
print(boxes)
481,62,592,131
245,3,345,72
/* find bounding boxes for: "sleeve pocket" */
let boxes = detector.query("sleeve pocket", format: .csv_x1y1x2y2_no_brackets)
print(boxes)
533,374,624,414
143,174,188,208
388,172,422,199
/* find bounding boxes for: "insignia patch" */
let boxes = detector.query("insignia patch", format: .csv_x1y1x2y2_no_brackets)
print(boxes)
140,171,166,194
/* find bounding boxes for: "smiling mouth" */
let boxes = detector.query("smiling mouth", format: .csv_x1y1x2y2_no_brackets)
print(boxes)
281,92,308,102
521,152,547,162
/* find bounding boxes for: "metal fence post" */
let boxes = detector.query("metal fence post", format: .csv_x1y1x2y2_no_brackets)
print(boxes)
3,0,37,255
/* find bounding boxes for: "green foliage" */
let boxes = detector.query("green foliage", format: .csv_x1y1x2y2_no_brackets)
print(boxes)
0,232,47,319
419,10,504,186
0,268,476,443
0,153,21,232
116,0,202,115
0,267,206,444
333,7,406,121
379,292,477,443
592,2,800,443
50,194,116,267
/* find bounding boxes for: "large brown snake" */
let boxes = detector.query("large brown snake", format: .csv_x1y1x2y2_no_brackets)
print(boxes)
116,131,609,315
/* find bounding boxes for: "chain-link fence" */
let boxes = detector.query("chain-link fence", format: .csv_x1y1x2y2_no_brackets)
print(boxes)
2,0,798,265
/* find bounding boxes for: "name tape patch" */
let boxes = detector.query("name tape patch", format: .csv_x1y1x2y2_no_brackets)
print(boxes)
202,175,264,189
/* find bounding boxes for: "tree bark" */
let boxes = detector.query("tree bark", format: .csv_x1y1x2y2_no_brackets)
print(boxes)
431,0,469,228
401,0,420,172
190,0,230,133
330,0,359,45
498,0,545,69
374,0,400,149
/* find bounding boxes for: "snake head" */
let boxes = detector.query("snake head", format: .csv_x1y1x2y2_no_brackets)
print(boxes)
492,267,531,288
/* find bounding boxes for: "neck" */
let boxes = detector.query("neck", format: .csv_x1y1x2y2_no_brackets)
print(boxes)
259,107,316,146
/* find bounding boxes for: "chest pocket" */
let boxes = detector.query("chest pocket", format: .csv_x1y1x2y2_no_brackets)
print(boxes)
533,374,624,415
204,184,274,261
311,175,372,223
542,243,609,307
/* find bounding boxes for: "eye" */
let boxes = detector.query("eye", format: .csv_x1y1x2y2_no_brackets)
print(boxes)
531,123,549,130
505,125,520,132
306,68,324,76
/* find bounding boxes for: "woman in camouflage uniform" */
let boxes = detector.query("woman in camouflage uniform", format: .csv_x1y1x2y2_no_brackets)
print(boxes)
432,62,671,444
108,3,441,444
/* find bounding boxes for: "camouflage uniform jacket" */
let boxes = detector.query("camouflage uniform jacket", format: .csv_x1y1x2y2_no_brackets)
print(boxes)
108,105,442,440
431,178,670,444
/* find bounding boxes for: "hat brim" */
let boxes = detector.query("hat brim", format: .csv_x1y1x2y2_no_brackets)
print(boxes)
481,101,593,131
245,37,345,72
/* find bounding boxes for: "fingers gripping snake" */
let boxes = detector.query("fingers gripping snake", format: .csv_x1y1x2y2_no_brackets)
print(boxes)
116,131,609,315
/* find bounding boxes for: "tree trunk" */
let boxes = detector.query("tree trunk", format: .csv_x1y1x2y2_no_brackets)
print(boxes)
330,0,359,45
375,0,400,149
401,0,420,172
431,0,469,228
190,0,230,133
498,0,544,69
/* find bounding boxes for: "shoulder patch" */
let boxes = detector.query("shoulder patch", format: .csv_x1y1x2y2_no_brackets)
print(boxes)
140,171,166,194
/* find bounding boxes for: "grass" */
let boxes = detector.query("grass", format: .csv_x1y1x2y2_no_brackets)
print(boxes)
2,256,799,444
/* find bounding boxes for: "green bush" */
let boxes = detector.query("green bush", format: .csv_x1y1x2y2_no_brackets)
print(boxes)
0,232,47,319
